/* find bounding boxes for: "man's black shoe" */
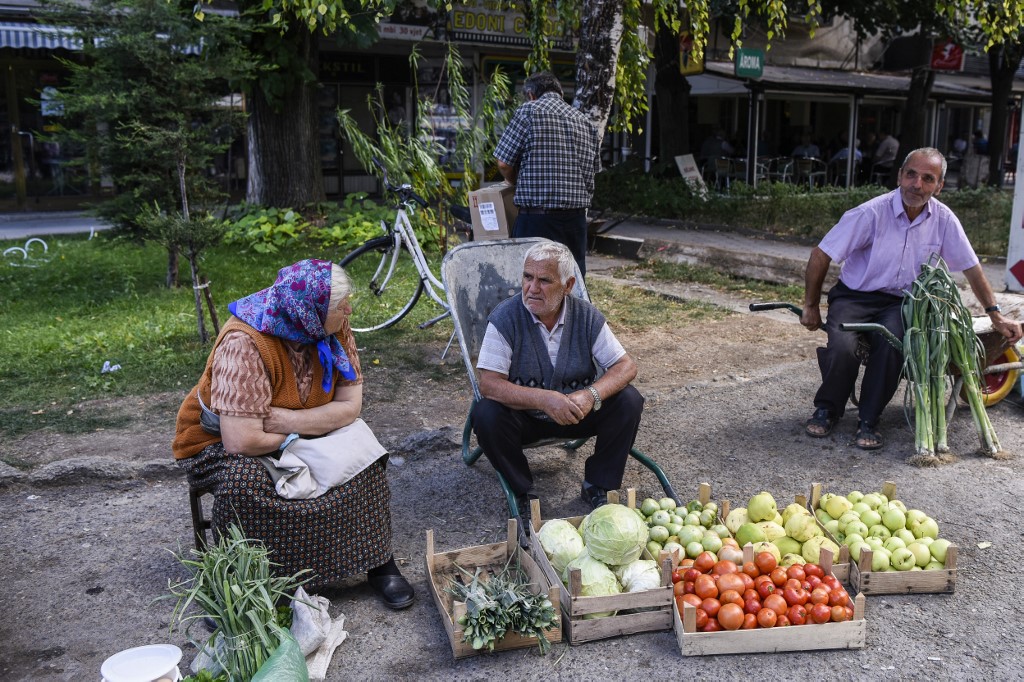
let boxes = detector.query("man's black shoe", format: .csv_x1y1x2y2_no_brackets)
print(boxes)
367,573,415,610
581,481,608,510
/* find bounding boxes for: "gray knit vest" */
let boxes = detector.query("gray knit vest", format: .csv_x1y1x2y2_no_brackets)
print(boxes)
488,294,604,397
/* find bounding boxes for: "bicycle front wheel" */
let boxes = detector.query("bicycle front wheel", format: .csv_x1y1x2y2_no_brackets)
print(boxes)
339,237,425,332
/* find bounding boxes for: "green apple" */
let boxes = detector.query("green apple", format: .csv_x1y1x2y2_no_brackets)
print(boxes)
865,536,885,551
847,490,864,504
748,492,778,523
924,560,945,570
659,497,678,511
650,510,671,527
851,502,872,516
843,533,865,547
929,538,951,564
890,547,916,571
814,508,834,525
640,498,661,517
916,536,934,547
877,493,889,504
859,509,882,528
882,507,907,532
894,528,916,545
824,495,853,519
883,536,906,553
905,509,928,526
861,493,883,509
888,499,907,513
868,524,892,540
847,540,867,561
837,511,861,533
648,525,670,543
845,520,869,538
911,517,939,540
824,519,841,536
907,542,932,567
869,548,891,571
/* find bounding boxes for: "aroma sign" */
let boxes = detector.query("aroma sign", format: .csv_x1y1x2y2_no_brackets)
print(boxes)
735,48,764,79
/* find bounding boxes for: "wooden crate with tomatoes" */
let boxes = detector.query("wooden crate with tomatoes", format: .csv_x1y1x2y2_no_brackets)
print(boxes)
809,481,957,595
527,489,675,645
673,545,867,656
425,518,562,659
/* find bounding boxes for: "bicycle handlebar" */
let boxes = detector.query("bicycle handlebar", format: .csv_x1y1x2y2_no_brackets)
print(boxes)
748,301,804,317
372,157,429,209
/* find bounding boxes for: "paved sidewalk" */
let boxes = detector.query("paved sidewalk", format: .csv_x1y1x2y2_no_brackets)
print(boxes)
0,211,109,239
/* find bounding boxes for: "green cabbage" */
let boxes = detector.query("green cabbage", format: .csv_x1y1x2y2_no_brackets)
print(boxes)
617,559,662,593
562,549,621,618
537,519,585,575
581,503,649,566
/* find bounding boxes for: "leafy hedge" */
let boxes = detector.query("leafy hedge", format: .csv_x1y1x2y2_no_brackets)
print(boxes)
593,158,1014,256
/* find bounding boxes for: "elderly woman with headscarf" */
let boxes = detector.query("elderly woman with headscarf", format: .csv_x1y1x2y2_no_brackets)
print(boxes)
172,259,414,609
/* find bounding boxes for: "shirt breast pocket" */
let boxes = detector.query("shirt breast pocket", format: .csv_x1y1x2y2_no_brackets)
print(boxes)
919,243,942,263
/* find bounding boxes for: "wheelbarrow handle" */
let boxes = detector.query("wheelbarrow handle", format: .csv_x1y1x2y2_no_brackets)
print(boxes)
839,322,903,350
748,301,803,317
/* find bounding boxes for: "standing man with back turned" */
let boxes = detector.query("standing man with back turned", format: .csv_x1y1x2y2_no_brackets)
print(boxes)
493,72,602,276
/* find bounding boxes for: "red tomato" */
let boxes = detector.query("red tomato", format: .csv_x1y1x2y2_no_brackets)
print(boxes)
683,581,695,595
787,604,807,625
673,582,687,598
693,552,716,573
683,568,702,583
679,558,695,569
741,613,758,629
830,605,850,623
694,575,718,600
806,575,823,590
675,595,686,615
810,587,830,605
784,578,802,591
804,563,824,579
718,603,744,631
700,597,722,618
754,551,778,574
783,587,809,607
743,588,759,602
809,603,832,624
681,593,702,609
756,580,776,600
763,594,788,615
769,567,789,587
756,607,777,628
786,565,807,582
672,568,685,584
712,560,739,576
717,573,746,594
821,575,841,590
828,588,850,608
739,573,755,591
719,589,743,607
742,561,760,579
701,618,722,632
775,614,791,627
743,598,762,615
694,608,709,629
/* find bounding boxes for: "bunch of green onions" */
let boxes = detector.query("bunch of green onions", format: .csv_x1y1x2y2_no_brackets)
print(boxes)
166,524,308,681
901,259,1001,459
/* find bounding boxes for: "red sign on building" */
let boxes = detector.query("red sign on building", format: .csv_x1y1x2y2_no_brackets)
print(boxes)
930,39,965,71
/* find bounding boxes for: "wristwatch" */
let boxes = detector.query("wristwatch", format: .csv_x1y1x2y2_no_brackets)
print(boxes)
985,304,1001,314
587,385,602,411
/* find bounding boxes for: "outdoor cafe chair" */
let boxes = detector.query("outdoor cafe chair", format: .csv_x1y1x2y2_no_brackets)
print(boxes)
439,238,680,526
795,157,828,188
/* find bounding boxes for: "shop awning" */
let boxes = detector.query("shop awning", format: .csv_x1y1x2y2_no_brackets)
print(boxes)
0,21,82,50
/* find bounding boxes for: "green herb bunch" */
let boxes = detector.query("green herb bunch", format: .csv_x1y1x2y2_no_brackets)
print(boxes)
447,554,558,654
165,524,309,681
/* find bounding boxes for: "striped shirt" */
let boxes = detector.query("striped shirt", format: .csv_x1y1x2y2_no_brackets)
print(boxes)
493,92,601,210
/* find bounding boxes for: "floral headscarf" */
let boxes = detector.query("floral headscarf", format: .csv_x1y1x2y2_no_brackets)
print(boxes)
228,259,356,393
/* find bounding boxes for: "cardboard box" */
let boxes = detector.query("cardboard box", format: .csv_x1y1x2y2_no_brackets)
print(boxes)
469,182,518,240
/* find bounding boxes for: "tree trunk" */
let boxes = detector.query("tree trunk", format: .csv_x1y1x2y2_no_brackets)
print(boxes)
654,26,691,166
573,0,625,142
986,43,1023,187
165,248,179,289
246,28,325,207
891,62,934,185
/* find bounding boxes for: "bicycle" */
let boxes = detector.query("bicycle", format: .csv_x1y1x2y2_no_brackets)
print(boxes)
339,157,451,333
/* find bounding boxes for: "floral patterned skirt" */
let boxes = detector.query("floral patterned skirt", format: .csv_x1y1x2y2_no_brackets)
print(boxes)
179,442,392,591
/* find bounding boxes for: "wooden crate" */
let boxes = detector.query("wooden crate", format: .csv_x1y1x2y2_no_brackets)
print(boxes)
674,546,867,656
809,481,957,595
425,518,562,659
527,489,675,645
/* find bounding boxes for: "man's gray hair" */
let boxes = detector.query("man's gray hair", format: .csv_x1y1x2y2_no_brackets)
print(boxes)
524,241,576,285
901,147,947,182
523,72,563,99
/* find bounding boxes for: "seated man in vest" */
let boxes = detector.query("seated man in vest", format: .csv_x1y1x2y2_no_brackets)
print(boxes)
472,241,645,528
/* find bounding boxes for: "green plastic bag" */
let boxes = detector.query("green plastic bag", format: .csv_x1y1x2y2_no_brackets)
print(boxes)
250,631,309,682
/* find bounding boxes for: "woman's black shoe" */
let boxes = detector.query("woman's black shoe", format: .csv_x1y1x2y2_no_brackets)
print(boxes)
367,573,415,610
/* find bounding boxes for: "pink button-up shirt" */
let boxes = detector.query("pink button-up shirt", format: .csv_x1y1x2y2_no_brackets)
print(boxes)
818,190,979,296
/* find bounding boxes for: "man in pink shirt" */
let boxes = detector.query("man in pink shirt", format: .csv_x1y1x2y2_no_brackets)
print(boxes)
801,147,1022,449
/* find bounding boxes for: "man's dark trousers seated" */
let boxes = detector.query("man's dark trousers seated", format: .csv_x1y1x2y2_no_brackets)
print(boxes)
472,385,644,496
815,281,904,425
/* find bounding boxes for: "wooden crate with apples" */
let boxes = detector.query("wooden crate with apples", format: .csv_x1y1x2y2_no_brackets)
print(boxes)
527,489,675,645
809,481,957,595
425,519,562,659
674,546,867,656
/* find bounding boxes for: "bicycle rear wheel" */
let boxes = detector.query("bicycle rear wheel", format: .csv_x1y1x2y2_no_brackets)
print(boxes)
339,236,424,332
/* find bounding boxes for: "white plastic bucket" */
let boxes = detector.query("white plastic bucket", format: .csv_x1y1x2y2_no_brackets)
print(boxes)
100,644,183,682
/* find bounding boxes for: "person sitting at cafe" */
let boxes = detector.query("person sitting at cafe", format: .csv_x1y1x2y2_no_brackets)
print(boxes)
472,241,644,526
791,132,821,158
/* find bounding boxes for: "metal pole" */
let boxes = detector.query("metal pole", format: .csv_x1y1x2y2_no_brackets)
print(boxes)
1006,120,1024,292
746,86,760,186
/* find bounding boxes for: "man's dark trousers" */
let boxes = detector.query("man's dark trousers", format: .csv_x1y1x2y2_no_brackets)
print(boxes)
814,281,904,425
512,212,588,276
471,386,644,495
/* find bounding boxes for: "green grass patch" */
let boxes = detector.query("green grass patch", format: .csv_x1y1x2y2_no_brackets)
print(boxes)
614,260,805,303
586,277,730,333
